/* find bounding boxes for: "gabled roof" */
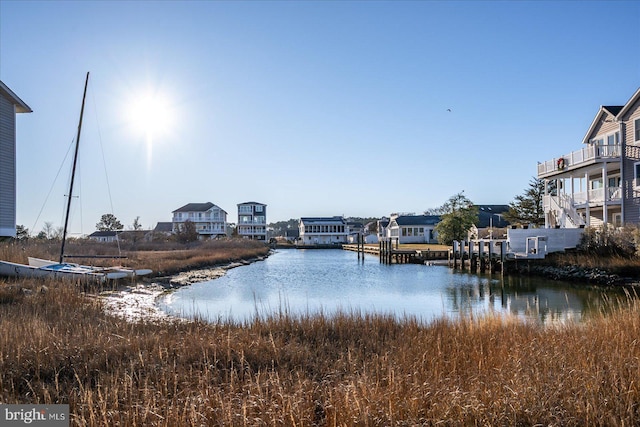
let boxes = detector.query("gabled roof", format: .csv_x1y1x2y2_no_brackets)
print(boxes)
581,105,622,145
616,87,640,120
172,202,227,214
393,215,440,226
154,222,173,232
476,205,510,228
0,80,32,113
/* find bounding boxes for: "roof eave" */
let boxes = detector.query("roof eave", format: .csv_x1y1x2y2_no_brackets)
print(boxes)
0,80,32,113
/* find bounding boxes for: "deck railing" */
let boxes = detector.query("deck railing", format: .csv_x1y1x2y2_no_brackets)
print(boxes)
537,144,620,176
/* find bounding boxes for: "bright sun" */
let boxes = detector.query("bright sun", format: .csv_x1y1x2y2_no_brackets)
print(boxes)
128,91,174,137
127,89,175,167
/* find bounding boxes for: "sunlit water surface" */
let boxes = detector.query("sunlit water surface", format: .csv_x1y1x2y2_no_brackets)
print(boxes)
159,249,627,324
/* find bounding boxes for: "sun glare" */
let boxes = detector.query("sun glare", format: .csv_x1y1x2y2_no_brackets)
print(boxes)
129,91,174,137
126,88,176,168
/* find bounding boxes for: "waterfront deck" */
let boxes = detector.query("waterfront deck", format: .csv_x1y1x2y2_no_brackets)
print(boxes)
342,243,449,264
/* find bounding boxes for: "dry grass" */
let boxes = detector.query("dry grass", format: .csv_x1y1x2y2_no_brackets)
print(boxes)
0,239,271,277
2,272,640,425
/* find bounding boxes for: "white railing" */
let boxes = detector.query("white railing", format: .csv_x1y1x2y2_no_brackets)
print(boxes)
537,144,620,176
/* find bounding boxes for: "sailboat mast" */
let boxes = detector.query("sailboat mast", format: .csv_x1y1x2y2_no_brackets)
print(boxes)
59,72,90,263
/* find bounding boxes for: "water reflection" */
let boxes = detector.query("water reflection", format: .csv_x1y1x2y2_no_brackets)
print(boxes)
159,249,627,325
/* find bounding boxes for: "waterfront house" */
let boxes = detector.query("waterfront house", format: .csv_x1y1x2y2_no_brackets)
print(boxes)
237,201,267,241
385,214,440,244
299,216,349,245
0,80,32,238
469,205,510,240
538,88,640,228
172,202,228,239
88,230,118,243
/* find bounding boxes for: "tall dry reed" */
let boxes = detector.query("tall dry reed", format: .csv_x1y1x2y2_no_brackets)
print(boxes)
2,277,640,426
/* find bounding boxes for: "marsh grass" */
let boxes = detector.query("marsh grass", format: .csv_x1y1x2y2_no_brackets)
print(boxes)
0,239,271,277
2,273,640,425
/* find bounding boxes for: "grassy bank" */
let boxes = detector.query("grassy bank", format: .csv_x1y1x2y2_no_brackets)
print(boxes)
1,276,640,425
0,239,271,278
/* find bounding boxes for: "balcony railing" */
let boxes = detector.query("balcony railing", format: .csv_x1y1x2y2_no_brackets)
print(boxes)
544,187,622,209
538,144,620,176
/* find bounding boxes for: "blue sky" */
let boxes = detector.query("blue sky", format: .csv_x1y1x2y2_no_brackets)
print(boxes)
1,1,639,235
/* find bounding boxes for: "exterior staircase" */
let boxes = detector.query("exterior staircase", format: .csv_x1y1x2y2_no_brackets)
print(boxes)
548,195,585,228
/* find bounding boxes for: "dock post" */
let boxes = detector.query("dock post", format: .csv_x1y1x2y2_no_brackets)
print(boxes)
500,241,506,276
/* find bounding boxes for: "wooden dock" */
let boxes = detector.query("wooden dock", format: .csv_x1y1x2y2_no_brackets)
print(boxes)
342,240,449,264
449,239,507,274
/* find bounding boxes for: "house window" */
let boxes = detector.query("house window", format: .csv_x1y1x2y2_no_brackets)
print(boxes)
635,118,640,143
255,205,263,212
634,162,640,187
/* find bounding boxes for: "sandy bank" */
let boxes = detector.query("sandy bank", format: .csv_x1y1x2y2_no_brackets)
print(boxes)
98,256,267,322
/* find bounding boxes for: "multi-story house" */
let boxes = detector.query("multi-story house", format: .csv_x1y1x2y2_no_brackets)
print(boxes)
237,201,267,241
172,202,228,239
538,88,640,228
299,216,349,245
0,80,32,238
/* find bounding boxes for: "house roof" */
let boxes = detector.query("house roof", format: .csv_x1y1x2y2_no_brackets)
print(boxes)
581,105,621,145
394,215,441,226
476,205,510,228
300,216,346,224
172,202,227,214
237,201,266,206
154,222,173,232
616,87,640,120
89,230,118,237
0,80,32,113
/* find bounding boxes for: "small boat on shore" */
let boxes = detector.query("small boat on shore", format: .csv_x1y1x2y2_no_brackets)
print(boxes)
0,72,151,283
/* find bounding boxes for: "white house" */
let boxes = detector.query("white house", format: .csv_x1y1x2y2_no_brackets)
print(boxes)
385,214,440,244
538,88,640,228
0,80,32,238
299,216,349,245
237,201,267,241
88,230,119,243
172,202,228,239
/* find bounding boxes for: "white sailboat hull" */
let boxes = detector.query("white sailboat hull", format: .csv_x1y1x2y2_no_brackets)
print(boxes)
0,260,108,283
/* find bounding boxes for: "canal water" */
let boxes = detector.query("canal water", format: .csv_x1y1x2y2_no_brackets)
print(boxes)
159,249,626,325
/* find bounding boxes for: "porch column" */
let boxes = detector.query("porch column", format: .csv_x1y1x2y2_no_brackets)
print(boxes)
602,164,608,226
544,180,550,228
585,171,590,226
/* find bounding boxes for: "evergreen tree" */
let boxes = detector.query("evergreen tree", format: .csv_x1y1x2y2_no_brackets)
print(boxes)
96,213,124,231
435,191,478,245
503,178,545,227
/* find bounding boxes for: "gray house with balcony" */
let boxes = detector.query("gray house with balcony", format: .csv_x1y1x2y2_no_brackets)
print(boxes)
538,88,640,228
237,201,267,240
0,80,32,238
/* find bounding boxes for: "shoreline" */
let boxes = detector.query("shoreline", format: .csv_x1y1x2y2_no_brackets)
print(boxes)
98,255,269,322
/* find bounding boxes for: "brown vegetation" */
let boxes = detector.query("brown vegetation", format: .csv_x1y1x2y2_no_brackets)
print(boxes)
0,239,271,277
2,274,640,425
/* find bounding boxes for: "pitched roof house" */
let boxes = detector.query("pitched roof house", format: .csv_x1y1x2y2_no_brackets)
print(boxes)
385,214,441,244
172,202,228,239
538,88,640,228
0,80,32,238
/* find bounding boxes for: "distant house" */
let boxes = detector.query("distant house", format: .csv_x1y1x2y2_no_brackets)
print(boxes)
385,214,440,244
347,221,364,243
237,201,267,241
377,217,390,242
88,230,118,243
153,222,173,234
299,216,349,245
0,80,32,238
172,202,228,239
476,205,510,228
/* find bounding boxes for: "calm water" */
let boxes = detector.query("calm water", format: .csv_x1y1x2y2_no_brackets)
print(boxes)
159,249,624,324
